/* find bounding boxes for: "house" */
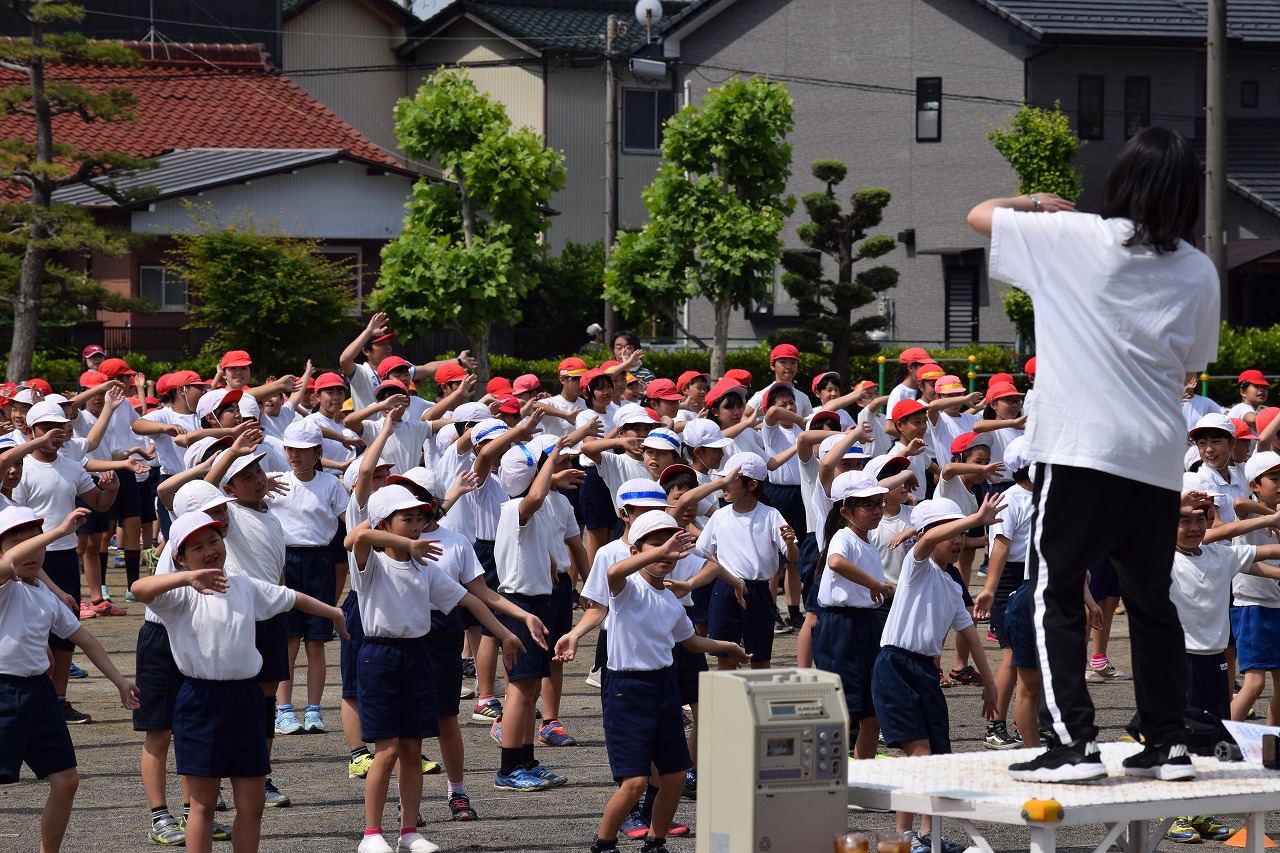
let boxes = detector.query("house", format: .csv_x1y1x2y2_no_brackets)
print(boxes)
0,40,421,356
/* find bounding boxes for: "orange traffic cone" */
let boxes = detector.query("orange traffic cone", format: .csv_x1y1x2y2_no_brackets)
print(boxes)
1225,828,1276,848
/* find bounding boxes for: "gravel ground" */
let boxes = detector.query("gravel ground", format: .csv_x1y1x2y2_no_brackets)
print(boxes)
2,567,1279,853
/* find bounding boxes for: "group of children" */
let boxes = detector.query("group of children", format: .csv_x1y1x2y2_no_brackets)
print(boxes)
6,318,1279,852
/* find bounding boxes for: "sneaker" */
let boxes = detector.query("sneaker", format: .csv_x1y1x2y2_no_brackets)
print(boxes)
1008,740,1106,782
448,793,478,821
61,699,91,724
538,719,578,746
1086,663,1130,681
461,658,477,678
472,697,503,722
489,718,502,744
68,662,88,679
984,721,1020,750
682,768,697,800
358,835,394,853
215,789,227,811
395,801,426,828
682,711,694,733
274,707,302,735
178,815,230,840
640,840,670,853
788,614,805,631
913,833,968,853
397,831,441,853
1122,742,1196,782
87,598,127,616
148,813,186,845
302,706,325,733
948,665,982,685
100,585,112,602
349,750,374,779
585,668,602,688
1166,817,1201,843
421,755,441,775
985,629,999,643
264,778,291,807
460,681,477,700
125,591,139,603
526,763,567,787
1190,815,1232,841
78,600,97,619
938,669,952,688
493,767,550,791
621,810,650,839
773,611,793,634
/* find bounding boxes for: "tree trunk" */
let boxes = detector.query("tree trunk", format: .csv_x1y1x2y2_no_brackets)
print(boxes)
470,323,491,385
710,297,731,378
455,171,476,250
10,23,51,383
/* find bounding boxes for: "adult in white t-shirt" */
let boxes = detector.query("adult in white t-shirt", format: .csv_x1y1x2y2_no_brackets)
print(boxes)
970,126,1220,774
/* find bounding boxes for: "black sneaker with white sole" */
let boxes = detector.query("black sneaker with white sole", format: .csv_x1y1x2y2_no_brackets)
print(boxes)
1121,742,1196,781
1008,739,1107,782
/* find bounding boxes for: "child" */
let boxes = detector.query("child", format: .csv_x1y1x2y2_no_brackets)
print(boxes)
0,505,139,853
565,510,748,853
971,383,1025,487
810,372,855,428
1228,370,1268,429
535,357,588,438
675,371,710,421
745,343,813,419
576,369,619,560
697,452,796,670
886,347,931,418
131,511,346,853
873,496,997,850
888,400,933,502
1231,451,1280,723
1191,413,1247,525
865,454,914,622
703,379,759,459
761,384,807,634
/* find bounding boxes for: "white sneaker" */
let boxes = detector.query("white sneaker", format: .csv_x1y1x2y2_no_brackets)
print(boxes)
585,667,602,688
358,834,394,853
1085,663,1130,681
397,832,441,853
460,680,477,700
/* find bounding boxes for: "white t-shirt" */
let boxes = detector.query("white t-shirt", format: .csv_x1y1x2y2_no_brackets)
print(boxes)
259,401,299,441
224,502,287,585
607,572,695,671
140,408,198,476
989,207,1220,492
930,412,977,466
1182,395,1220,431
762,422,801,485
990,484,1034,567
696,501,787,582
0,579,79,676
886,383,917,416
891,443,930,502
13,455,95,551
582,538,630,630
348,362,381,412
149,575,296,680
352,547,467,637
731,424,769,462
748,382,814,418
1199,464,1248,527
540,395,585,439
819,527,886,608
936,471,978,517
1235,525,1280,608
575,406,616,468
870,510,912,585
1227,402,1259,422
597,451,649,511
880,552,973,657
545,491,578,575
982,425,1024,484
359,417,431,476
856,407,892,458
266,470,349,546
798,455,829,543
1171,541,1257,653
494,498,558,597
426,526,486,588
305,411,359,470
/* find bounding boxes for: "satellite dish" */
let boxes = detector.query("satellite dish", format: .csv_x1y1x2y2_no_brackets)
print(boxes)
635,0,662,41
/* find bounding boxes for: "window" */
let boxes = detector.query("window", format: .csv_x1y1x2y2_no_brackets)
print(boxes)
916,77,941,142
1242,80,1259,109
622,88,675,153
1124,76,1150,139
1078,75,1104,140
139,265,187,312
312,247,362,313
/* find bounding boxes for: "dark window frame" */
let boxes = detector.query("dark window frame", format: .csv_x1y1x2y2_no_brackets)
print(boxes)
621,88,675,154
1077,75,1105,140
916,77,942,142
1124,76,1151,139
138,264,187,312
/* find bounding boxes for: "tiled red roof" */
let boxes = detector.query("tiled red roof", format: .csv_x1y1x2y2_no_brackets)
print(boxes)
0,41,399,199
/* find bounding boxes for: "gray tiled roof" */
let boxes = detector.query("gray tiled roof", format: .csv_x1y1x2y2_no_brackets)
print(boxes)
973,0,1280,44
414,1,689,53
1193,120,1280,220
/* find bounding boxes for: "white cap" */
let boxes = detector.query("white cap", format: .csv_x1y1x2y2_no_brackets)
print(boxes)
1245,450,1280,483
9,388,34,406
196,388,243,423
498,442,539,497
616,477,670,508
586,322,603,335
615,403,657,427
1183,445,1202,471
184,436,230,469
865,453,911,481
173,480,233,516
169,510,222,553
281,419,323,449
26,400,70,426
44,393,68,405
681,419,732,449
641,427,682,453
526,433,573,459
387,466,435,497
1002,435,1032,476
238,394,261,420
817,434,869,462
453,402,491,423
221,450,267,486
0,505,42,539
367,483,429,529
1182,470,1224,498
1189,412,1234,439
723,451,767,481
910,498,965,531
343,455,395,488
472,418,509,445
830,471,888,501
629,509,682,544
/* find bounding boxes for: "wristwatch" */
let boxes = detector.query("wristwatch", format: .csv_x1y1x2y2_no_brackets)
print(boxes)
1028,194,1043,211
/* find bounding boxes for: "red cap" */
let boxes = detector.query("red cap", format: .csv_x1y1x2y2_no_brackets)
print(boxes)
853,380,877,394
724,368,753,387
169,370,208,389
582,368,608,387
811,371,841,394
434,363,466,384
644,406,661,422
986,382,1024,404
370,331,397,344
1232,417,1258,441
916,363,944,382
872,455,911,478
676,370,710,393
496,393,521,414
658,463,698,486
376,355,412,379
1240,369,1270,387
145,396,159,407
313,372,346,391
809,409,841,427
899,347,930,364
599,360,621,371
98,357,135,379
988,372,1015,388
25,378,52,396
558,357,588,377
486,376,513,395
1258,407,1280,438
512,374,541,395
219,350,252,369
79,370,108,388
81,344,105,360
950,432,991,455
154,374,172,396
375,378,408,397
1025,357,1037,376
891,399,927,422
769,343,800,362
706,377,749,407
645,378,683,401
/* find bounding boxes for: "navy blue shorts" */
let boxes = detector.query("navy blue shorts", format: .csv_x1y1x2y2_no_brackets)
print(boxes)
358,636,438,742
580,466,618,531
803,563,824,614
339,590,364,699
43,550,79,652
76,493,112,534
254,611,290,683
497,593,552,683
133,621,184,732
871,645,951,754
1186,651,1230,721
709,578,774,663
464,538,496,631
602,667,691,780
428,609,464,719
1232,605,1280,672
173,678,269,778
989,561,1025,649
690,583,712,625
764,482,807,543
137,468,159,524
155,474,174,541
112,470,142,520
796,531,819,592
546,572,574,647
329,520,348,566
816,607,881,720
1003,582,1036,669
1087,555,1122,600
284,546,336,641
673,606,707,705
943,564,974,609
0,674,76,783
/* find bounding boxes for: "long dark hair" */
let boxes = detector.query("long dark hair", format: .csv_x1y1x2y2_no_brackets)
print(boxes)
813,503,848,583
1095,126,1200,254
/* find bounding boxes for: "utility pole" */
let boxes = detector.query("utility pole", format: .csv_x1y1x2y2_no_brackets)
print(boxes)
1206,0,1229,320
603,13,620,345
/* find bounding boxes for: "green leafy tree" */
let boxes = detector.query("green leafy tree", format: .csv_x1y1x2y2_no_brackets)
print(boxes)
0,1,153,381
170,207,356,374
607,77,794,377
522,239,604,333
987,102,1084,346
779,159,898,373
373,70,566,380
